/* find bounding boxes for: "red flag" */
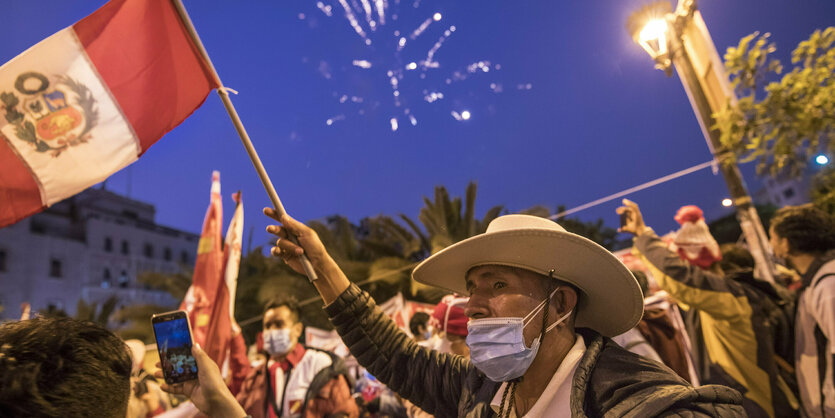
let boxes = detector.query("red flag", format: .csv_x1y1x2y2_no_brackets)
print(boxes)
0,0,218,228
181,171,224,362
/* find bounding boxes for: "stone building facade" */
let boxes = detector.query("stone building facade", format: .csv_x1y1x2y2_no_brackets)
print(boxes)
0,187,198,319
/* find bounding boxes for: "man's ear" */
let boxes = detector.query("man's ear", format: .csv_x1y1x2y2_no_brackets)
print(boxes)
556,286,578,317
292,321,303,341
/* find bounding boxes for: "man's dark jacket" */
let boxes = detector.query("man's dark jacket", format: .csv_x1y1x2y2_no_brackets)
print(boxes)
326,284,745,417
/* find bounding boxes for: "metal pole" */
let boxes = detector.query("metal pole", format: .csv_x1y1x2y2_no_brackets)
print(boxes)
170,0,318,281
667,9,776,282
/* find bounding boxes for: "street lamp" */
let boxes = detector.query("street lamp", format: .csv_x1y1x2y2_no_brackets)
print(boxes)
628,0,777,283
816,154,830,165
627,1,672,75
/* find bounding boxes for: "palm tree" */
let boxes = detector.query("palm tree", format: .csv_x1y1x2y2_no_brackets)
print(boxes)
75,295,120,327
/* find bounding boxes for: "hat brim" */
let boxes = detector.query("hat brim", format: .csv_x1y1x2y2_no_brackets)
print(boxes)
412,229,643,337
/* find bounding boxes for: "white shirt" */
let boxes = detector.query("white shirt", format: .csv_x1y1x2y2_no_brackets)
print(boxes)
270,349,333,417
490,335,586,418
796,260,835,418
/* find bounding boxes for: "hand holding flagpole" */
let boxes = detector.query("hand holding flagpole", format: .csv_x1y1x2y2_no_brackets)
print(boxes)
170,0,318,281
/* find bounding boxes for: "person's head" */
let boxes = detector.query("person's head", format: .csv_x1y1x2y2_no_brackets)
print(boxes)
413,214,642,381
718,243,755,274
673,205,722,269
0,317,132,418
770,205,835,261
432,296,470,357
409,312,431,341
262,295,303,358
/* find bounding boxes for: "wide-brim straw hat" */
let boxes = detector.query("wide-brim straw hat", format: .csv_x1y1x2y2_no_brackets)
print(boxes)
412,214,643,337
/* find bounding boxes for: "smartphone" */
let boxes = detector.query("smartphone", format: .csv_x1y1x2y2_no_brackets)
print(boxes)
151,310,198,384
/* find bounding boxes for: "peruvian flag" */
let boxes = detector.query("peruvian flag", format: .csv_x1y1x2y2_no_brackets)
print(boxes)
0,0,218,227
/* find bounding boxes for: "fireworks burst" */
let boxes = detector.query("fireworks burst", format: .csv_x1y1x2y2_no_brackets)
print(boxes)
295,0,530,132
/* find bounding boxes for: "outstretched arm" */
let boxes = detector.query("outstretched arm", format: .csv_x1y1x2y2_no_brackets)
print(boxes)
263,209,481,416
617,199,750,319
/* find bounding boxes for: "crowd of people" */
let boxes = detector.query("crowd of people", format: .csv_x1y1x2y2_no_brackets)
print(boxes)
0,201,833,417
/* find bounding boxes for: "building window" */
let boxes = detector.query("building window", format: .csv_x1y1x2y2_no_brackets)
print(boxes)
0,249,6,272
180,251,190,264
143,243,154,259
49,258,62,278
121,240,130,255
118,270,129,288
104,237,113,253
101,268,112,289
783,187,795,199
164,247,172,262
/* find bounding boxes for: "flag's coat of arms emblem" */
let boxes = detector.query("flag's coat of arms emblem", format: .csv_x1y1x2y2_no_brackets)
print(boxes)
1,71,97,157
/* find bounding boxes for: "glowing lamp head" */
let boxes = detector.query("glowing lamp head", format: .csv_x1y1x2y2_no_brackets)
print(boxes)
722,198,733,207
433,12,442,21
627,1,673,71
461,110,471,120
816,154,829,165
637,18,668,60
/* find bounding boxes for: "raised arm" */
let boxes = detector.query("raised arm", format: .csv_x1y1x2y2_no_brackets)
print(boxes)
617,200,750,319
263,209,485,416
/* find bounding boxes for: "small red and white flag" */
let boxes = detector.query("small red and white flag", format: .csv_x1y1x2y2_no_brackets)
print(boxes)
0,0,218,227
181,171,224,357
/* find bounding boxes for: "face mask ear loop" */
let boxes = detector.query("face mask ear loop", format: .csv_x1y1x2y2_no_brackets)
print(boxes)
545,309,573,333
522,283,561,326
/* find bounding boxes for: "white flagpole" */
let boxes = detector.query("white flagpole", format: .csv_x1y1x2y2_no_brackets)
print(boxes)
170,0,318,282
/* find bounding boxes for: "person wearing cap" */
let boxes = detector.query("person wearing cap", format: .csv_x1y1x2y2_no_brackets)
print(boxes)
618,199,799,418
431,295,470,358
264,208,744,417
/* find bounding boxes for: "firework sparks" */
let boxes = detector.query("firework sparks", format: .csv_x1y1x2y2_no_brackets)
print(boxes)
297,0,531,131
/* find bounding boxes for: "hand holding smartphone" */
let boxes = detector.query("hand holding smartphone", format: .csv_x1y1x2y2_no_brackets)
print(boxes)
151,310,198,384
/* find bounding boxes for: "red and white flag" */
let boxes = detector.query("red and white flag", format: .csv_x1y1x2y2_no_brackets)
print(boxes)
0,0,218,227
181,172,248,373
181,171,224,361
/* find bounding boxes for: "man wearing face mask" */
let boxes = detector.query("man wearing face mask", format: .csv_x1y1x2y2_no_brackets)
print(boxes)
265,209,745,417
410,312,438,349
236,296,359,418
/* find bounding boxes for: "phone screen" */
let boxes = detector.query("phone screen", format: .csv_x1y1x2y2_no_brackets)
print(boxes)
152,312,198,384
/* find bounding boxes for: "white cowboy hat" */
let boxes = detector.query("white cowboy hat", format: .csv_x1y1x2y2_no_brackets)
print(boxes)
412,214,643,337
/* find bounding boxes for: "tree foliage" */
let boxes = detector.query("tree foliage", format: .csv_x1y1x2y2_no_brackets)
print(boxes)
811,166,835,216
715,27,835,178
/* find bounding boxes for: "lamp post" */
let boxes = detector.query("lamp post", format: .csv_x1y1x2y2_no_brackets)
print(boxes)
628,0,777,282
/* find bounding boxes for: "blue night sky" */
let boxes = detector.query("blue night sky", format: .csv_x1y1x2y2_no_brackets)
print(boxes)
3,1,834,249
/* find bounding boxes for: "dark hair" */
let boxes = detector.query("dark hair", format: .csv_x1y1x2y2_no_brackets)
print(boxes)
263,295,301,324
0,317,132,418
631,270,649,296
409,312,430,335
771,205,835,255
718,243,755,273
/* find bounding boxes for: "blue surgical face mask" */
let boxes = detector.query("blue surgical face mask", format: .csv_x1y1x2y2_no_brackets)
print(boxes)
466,287,572,382
423,326,433,341
263,328,293,356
